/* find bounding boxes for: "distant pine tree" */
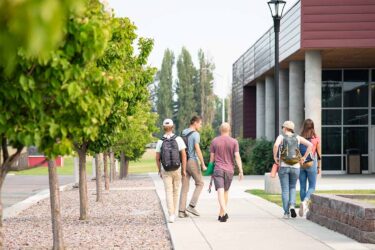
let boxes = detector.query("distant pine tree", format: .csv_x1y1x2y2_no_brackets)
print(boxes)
176,47,197,132
156,49,174,134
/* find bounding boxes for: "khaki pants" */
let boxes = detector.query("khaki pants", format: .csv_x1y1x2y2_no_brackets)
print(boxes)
179,159,204,212
162,168,181,216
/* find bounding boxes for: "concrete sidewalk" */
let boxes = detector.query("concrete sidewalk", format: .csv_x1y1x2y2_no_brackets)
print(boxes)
151,173,374,250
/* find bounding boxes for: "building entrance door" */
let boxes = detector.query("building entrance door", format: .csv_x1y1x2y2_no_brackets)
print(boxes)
371,126,375,174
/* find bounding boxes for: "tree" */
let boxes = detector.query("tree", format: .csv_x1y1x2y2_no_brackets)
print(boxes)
88,16,155,190
115,103,157,179
0,1,86,248
0,0,156,247
197,50,215,127
156,49,174,133
212,95,229,132
175,47,197,132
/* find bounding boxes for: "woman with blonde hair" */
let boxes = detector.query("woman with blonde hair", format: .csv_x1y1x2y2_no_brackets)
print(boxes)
298,118,321,217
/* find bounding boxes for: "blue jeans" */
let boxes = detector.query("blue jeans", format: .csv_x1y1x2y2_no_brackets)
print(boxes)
299,158,318,202
278,167,300,214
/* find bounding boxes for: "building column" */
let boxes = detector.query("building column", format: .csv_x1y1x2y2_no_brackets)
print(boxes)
256,80,265,139
289,61,304,133
265,76,275,140
305,51,322,138
279,69,289,133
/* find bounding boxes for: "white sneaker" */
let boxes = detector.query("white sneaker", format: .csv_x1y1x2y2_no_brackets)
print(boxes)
168,215,175,223
299,201,306,217
282,214,290,219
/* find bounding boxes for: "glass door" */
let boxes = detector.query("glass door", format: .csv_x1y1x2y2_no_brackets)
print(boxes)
371,126,375,173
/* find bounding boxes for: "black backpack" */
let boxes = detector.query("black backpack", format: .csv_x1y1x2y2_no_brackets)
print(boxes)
160,135,181,171
181,131,195,159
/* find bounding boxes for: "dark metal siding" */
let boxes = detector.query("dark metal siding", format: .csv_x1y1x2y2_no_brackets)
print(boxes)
243,86,256,138
232,60,244,137
232,1,301,138
301,0,375,48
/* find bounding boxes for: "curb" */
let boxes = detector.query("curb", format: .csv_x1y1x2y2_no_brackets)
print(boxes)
3,183,75,219
148,173,177,250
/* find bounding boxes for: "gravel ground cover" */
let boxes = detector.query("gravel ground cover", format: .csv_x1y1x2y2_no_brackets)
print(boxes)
4,174,172,249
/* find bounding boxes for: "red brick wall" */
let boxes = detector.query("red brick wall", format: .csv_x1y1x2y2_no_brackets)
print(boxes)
301,0,375,48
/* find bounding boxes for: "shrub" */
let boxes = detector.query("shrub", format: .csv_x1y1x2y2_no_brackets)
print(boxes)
249,139,274,175
237,138,256,175
199,125,215,164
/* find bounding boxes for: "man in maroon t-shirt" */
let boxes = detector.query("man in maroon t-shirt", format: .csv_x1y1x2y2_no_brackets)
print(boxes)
209,123,243,222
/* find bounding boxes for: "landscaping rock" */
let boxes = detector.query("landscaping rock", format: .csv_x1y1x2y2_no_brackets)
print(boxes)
4,175,172,249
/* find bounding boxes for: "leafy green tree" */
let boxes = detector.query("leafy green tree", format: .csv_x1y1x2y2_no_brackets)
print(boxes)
115,103,157,179
88,16,155,191
198,50,215,127
176,47,197,132
0,0,84,73
156,49,174,134
199,125,215,164
2,0,113,225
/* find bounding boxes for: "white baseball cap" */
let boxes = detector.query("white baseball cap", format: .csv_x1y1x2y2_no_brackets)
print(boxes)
163,118,174,127
282,120,295,132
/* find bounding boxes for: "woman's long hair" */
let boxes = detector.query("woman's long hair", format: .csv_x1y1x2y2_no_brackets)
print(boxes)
300,119,317,139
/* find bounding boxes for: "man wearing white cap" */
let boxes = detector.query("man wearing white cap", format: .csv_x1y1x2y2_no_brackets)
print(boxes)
155,119,187,223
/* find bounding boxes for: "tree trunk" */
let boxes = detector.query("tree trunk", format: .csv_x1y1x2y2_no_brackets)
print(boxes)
103,152,109,191
76,145,88,220
109,151,115,181
124,157,129,179
48,159,65,250
120,152,129,179
120,152,125,179
95,154,102,202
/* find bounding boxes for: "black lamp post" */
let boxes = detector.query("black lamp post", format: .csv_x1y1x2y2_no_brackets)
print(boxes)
268,0,286,138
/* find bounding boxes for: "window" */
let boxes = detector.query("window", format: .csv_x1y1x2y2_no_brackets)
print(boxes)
322,156,341,171
322,127,341,154
322,82,342,108
323,110,341,125
344,70,368,82
372,84,375,108
343,70,368,107
344,127,368,154
321,69,372,173
322,70,342,107
344,109,368,125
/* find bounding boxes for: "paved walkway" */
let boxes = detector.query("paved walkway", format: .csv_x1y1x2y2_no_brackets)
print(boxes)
151,174,375,250
3,175,74,208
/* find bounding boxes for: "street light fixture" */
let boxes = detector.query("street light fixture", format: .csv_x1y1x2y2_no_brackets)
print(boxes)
268,0,286,138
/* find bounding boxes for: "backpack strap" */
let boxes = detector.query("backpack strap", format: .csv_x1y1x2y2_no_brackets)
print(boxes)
182,130,195,138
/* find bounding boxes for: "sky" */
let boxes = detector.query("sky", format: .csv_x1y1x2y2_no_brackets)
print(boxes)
107,0,299,97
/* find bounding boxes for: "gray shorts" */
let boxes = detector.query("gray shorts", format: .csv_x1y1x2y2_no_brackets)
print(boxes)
213,169,234,191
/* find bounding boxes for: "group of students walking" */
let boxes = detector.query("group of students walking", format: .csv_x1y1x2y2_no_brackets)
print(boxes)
273,119,321,218
155,115,320,223
155,116,243,223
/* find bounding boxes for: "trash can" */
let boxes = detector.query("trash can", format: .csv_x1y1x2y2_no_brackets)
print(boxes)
346,149,361,174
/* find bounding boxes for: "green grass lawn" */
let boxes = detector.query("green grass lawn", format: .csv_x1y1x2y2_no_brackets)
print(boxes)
247,189,375,208
128,149,157,174
11,149,157,176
